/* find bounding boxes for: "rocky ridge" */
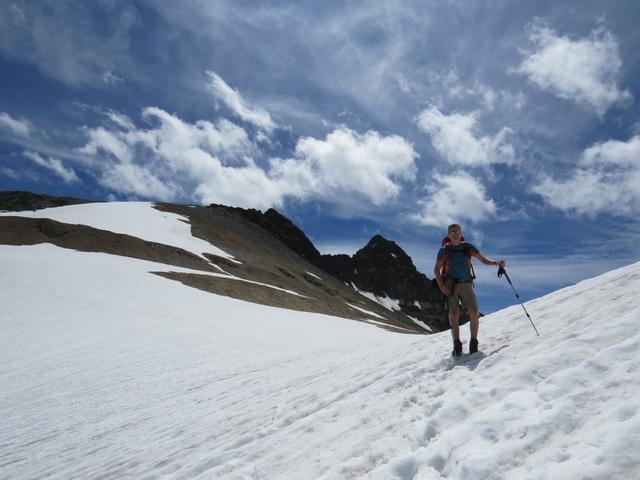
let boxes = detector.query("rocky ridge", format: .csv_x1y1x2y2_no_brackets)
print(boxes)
0,190,92,211
208,204,452,331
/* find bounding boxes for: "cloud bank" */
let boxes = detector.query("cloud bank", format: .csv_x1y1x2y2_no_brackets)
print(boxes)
75,107,417,211
412,172,497,227
518,24,631,115
416,106,515,167
532,135,640,216
270,128,417,207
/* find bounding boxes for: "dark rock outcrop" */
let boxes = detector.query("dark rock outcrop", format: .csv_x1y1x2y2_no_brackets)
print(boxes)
207,204,323,266
0,191,92,211
322,235,451,331
207,204,452,332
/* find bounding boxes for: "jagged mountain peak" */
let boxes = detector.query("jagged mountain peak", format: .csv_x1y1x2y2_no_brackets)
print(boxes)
358,234,414,265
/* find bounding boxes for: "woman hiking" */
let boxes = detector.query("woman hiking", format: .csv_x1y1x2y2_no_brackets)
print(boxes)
434,224,505,356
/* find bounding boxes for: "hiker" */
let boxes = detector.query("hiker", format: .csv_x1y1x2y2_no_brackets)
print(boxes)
434,224,505,356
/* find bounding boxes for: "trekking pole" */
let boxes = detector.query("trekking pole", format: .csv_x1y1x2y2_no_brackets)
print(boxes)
498,266,539,336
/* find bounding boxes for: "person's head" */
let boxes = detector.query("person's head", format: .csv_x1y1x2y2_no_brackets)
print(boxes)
447,223,462,241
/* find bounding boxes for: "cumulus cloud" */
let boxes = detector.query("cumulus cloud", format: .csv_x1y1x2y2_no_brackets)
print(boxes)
76,108,416,210
100,162,179,200
416,105,514,166
23,150,79,184
206,71,276,133
270,128,417,207
76,107,260,204
581,135,640,167
518,24,632,115
0,112,31,137
532,135,640,216
411,172,497,227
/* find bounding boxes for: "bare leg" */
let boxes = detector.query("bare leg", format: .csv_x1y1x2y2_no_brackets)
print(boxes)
449,309,460,341
468,307,479,339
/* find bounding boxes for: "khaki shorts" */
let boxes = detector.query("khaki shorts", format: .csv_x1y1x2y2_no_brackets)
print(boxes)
445,278,478,312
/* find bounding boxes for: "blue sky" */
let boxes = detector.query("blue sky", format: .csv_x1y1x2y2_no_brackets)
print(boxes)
1,0,639,313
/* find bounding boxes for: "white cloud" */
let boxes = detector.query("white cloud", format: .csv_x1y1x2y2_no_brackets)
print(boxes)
102,69,125,87
581,135,640,167
137,107,254,166
79,126,133,164
532,135,640,216
100,163,179,201
518,24,632,115
416,105,514,166
0,112,31,137
0,166,20,179
105,111,135,130
411,172,497,227
431,69,526,112
269,127,417,207
23,150,80,184
77,108,262,205
76,108,416,210
206,71,276,133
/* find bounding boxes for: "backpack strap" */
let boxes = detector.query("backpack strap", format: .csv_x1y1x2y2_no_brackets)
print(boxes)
462,244,476,280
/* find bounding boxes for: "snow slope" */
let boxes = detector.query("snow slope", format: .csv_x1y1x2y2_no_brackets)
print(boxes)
1,203,639,479
0,202,237,262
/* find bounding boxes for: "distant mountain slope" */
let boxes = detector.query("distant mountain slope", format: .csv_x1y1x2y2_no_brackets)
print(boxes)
0,190,93,211
0,192,424,333
208,203,451,330
322,235,452,330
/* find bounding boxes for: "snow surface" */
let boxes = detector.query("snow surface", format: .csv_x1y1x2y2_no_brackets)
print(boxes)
2,203,640,479
305,271,323,280
352,283,402,312
0,201,237,262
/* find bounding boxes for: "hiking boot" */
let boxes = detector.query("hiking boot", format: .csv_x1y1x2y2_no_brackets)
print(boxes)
469,338,479,354
452,339,463,357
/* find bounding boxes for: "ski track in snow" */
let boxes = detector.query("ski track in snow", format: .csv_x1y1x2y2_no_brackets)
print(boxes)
1,206,640,479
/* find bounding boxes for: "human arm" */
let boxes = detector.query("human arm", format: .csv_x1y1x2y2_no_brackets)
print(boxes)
472,251,505,268
434,257,450,295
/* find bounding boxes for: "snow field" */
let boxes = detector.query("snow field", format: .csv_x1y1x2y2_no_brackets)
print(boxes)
1,200,639,479
1,245,638,479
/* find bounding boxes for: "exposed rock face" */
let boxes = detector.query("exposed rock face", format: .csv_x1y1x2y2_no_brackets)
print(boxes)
0,191,92,211
322,235,451,331
207,204,323,266
208,204,452,332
